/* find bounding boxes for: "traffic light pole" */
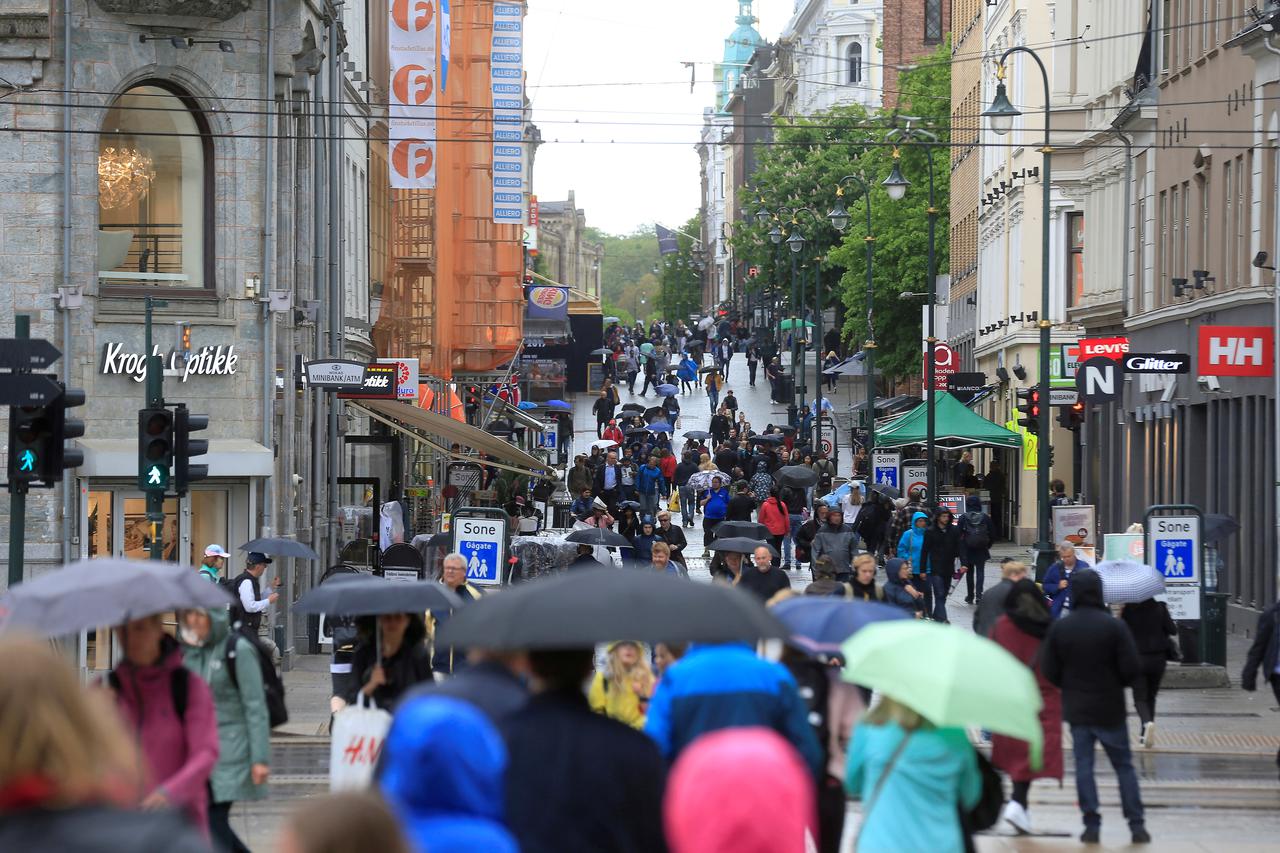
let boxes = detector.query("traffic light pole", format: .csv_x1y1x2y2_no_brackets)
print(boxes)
7,315,29,586
144,297,165,561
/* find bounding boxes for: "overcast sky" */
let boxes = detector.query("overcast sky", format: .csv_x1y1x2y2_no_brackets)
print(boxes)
525,0,794,236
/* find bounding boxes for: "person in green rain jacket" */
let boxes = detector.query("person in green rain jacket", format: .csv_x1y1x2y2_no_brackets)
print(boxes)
180,606,271,853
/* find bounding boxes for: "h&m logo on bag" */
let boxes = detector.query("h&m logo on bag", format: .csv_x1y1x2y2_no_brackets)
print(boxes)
1196,325,1274,377
341,735,384,767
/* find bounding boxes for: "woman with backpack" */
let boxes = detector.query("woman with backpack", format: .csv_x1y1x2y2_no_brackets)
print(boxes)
960,495,995,604
181,607,271,852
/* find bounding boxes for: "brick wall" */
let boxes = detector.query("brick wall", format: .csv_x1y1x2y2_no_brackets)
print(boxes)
881,0,950,107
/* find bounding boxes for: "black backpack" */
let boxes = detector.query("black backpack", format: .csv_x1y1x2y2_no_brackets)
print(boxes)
963,512,990,550
224,627,289,728
962,750,1005,832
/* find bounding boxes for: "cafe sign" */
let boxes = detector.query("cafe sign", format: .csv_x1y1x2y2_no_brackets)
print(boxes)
100,342,238,383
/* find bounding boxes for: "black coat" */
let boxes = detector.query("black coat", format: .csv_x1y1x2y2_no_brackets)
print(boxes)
0,807,207,853
727,494,757,522
918,522,964,578
657,524,687,561
1242,600,1280,690
1120,598,1177,667
402,660,529,724
853,501,890,548
673,461,699,487
1041,570,1141,727
713,448,738,473
502,689,667,853
345,617,433,710
592,463,624,494
737,565,792,602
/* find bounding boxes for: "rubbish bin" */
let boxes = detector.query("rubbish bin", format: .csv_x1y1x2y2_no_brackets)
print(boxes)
774,375,795,404
1202,591,1228,667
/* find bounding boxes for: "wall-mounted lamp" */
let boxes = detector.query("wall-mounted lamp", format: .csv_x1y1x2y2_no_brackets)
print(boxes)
1012,363,1028,380
1192,269,1215,290
1171,277,1189,298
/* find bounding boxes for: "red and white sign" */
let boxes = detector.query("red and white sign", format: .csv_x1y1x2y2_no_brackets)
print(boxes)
748,266,759,277
923,343,958,390
1078,336,1130,360
1197,325,1274,377
388,0,437,190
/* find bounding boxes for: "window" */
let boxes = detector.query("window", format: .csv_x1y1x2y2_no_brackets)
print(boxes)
847,41,862,84
1222,159,1232,287
1171,184,1181,291
98,84,210,290
1067,212,1084,306
1198,171,1210,270
1158,189,1168,304
924,0,943,43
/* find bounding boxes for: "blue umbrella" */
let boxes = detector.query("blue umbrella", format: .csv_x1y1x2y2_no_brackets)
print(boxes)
772,596,910,656
656,384,679,396
516,400,538,410
646,421,674,433
544,399,571,409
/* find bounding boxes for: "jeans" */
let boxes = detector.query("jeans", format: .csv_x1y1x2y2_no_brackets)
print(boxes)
785,514,802,565
678,486,696,523
708,389,719,412
914,574,932,616
1071,724,1146,831
930,573,949,622
964,559,986,600
638,492,658,519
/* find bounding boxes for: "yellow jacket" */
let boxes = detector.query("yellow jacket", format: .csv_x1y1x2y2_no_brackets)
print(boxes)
588,671,648,728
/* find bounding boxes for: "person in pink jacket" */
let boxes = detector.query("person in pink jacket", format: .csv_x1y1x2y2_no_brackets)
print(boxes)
111,614,219,835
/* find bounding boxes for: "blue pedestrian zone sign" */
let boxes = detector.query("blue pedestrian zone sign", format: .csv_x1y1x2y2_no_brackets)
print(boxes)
1155,537,1195,580
1148,515,1199,584
453,515,507,586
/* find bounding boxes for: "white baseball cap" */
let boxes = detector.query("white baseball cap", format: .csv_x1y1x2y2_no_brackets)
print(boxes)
204,544,231,558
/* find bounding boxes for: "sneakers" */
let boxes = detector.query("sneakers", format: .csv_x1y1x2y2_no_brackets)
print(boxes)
1140,721,1156,748
1001,801,1031,835
1080,827,1101,844
1132,827,1152,844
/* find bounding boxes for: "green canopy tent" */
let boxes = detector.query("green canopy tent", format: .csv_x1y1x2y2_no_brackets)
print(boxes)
874,391,1022,450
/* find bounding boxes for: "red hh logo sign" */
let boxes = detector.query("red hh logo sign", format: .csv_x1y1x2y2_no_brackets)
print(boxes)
391,0,434,32
1078,336,1130,360
392,64,434,105
1196,325,1274,377
392,139,434,180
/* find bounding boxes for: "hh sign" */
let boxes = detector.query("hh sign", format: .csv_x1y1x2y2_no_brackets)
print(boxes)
1196,325,1273,377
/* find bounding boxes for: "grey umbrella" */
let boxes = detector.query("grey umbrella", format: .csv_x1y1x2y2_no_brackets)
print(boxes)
0,558,234,637
707,537,778,558
292,574,462,616
870,482,901,500
436,567,788,648
565,527,633,548
713,520,770,540
239,537,320,560
776,465,819,488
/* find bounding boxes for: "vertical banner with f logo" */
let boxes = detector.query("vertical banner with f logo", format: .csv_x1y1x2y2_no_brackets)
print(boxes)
491,2,526,223
389,0,438,189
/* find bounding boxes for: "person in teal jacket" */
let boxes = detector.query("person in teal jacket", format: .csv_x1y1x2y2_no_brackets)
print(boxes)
846,697,981,852
896,511,932,616
180,606,270,852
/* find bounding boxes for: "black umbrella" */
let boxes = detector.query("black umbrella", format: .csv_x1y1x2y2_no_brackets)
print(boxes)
683,430,712,440
624,425,651,436
436,568,788,648
775,425,798,435
713,520,770,540
425,531,453,549
870,482,901,499
707,537,778,558
699,366,720,375
292,574,462,616
1203,513,1240,544
776,465,819,488
620,403,645,412
0,559,233,637
239,537,320,560
565,527,633,548
643,406,665,421
750,434,785,445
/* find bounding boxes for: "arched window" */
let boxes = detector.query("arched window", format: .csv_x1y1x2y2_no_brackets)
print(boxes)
98,83,211,290
847,42,863,84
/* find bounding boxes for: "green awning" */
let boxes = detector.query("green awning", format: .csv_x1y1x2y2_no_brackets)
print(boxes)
874,391,1023,450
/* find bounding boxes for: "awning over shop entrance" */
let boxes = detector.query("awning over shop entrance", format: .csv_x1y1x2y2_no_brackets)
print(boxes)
352,399,549,476
874,391,1023,450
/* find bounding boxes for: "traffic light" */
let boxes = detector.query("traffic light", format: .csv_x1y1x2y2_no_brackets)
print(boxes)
1015,387,1041,434
1057,400,1086,431
8,402,54,487
173,405,209,495
50,384,86,474
464,385,482,425
138,407,173,490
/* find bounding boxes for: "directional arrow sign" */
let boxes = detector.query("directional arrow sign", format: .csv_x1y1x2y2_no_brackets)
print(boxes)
0,338,61,371
18,450,36,472
0,373,63,406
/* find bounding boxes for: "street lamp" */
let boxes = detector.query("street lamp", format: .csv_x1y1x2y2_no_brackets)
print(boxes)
883,136,940,508
778,207,819,428
829,175,877,450
984,47,1055,575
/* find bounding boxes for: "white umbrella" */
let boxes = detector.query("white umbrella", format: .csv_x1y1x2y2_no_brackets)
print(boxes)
592,438,619,450
1094,560,1167,604
687,469,728,492
698,316,715,331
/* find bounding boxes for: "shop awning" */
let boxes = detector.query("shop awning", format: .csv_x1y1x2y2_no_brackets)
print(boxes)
486,398,547,431
874,391,1023,450
352,399,549,475
75,439,274,477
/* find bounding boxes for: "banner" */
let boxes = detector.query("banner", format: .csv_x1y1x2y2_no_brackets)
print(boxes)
491,2,526,223
656,224,679,255
389,0,438,189
526,286,569,320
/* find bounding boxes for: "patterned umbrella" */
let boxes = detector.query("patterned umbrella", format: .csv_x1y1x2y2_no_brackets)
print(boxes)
1093,560,1166,604
656,384,679,396
686,470,728,492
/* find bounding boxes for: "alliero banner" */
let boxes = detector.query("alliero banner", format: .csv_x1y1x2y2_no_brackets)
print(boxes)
526,286,569,320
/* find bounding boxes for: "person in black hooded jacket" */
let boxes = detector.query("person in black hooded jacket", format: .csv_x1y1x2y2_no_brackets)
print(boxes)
1241,597,1280,780
1040,569,1149,845
917,509,963,623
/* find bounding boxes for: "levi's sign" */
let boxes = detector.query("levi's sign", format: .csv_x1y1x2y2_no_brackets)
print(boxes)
1122,353,1191,374
1078,337,1130,360
1196,325,1274,377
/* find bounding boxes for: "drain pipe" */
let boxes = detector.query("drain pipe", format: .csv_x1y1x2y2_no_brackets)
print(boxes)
311,71,328,571
1264,31,1280,601
325,5,343,566
60,0,74,564
260,0,277,540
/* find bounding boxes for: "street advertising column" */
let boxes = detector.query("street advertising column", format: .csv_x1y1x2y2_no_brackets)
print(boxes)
389,0,438,189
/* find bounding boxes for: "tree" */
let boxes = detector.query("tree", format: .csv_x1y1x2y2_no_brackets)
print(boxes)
656,214,704,323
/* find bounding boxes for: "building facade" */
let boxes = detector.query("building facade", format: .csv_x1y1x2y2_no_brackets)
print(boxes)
775,0,883,115
537,192,604,303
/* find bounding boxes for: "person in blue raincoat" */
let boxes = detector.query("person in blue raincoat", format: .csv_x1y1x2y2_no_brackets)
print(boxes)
1043,543,1091,618
379,696,518,853
896,512,932,614
676,354,699,394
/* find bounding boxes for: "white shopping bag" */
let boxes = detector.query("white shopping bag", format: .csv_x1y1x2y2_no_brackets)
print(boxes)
328,694,392,792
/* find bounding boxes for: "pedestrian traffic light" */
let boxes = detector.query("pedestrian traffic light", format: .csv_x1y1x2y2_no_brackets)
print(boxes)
8,402,54,487
173,405,209,495
50,384,86,475
138,407,173,490
1016,387,1040,434
1057,400,1085,431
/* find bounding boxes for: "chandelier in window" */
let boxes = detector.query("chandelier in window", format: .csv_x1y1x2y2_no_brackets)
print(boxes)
98,146,156,209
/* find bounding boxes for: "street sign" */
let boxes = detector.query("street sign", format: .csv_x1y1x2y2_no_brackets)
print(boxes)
539,423,557,450
946,372,987,405
1078,336,1130,360
0,373,62,406
1075,356,1120,402
1196,325,1273,377
453,515,508,586
871,450,900,490
1057,343,1081,379
1147,509,1201,621
901,460,928,501
814,415,837,463
1122,353,1190,374
923,343,958,391
938,494,965,522
0,338,61,371
1047,388,1079,406
305,359,367,390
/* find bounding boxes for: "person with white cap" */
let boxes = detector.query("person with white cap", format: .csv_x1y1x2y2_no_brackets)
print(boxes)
198,544,231,583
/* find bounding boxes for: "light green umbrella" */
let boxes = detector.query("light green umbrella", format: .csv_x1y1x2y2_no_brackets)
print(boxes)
779,318,814,331
841,620,1044,766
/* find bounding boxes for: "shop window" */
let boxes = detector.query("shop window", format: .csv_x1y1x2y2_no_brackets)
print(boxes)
847,42,862,84
98,83,211,291
189,490,230,569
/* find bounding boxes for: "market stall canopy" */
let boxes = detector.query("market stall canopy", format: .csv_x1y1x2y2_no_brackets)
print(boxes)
873,391,1023,450
352,399,548,475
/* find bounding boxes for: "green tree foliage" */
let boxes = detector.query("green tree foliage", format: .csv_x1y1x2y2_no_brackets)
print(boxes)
585,216,703,326
656,214,705,324
732,41,951,382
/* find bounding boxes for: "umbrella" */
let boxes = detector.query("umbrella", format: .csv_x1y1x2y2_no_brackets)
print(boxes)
643,406,665,421
604,316,621,323
683,430,712,440
292,574,462,616
779,318,814,330
544,399,571,410
1093,560,1167,604
646,422,674,434
425,531,453,549
640,342,655,355
0,559,234,637
842,620,1044,765
869,481,900,499
1203,513,1240,544
656,384,679,396
620,404,645,415
772,597,910,656
713,520,769,540
624,425,652,436
436,567,788,648
775,425,798,435
589,347,613,357
565,527,633,548
707,537,777,558
749,434,785,445
686,470,728,492
239,537,320,560
698,317,715,331
616,500,642,511
516,400,539,410
776,465,818,488
698,366,720,375
591,438,619,450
